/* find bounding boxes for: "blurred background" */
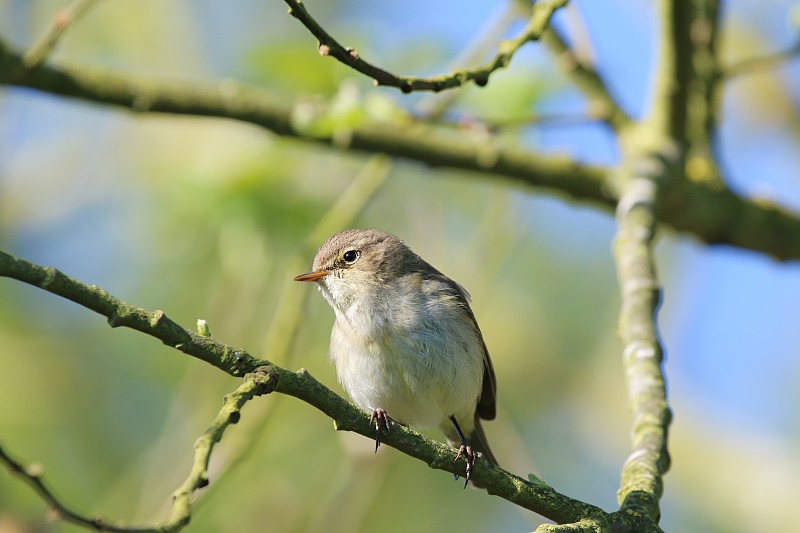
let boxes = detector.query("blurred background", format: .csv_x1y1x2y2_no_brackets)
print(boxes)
1,0,799,531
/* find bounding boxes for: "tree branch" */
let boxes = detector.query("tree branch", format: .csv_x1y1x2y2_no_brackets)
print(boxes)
0,248,624,526
612,153,673,525
0,35,612,204
649,0,720,146
691,0,721,144
23,0,102,68
541,25,631,131
165,371,274,531
0,443,127,532
0,250,262,377
722,40,800,79
649,0,692,139
417,1,529,119
2,37,800,261
283,0,567,93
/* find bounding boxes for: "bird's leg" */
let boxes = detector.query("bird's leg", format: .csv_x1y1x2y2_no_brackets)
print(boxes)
369,407,391,452
449,415,475,488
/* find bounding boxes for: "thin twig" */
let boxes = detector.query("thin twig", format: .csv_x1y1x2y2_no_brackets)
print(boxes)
283,0,567,93
23,0,101,68
0,442,146,532
417,2,529,119
541,25,631,131
481,111,605,130
722,41,800,79
0,251,262,377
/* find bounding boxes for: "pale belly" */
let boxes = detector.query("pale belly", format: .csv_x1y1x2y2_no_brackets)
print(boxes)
329,318,484,429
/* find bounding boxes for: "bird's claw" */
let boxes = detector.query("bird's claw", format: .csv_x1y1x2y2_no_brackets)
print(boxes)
369,408,391,452
454,445,477,488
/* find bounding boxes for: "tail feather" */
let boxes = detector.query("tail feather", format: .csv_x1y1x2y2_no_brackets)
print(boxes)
468,416,498,467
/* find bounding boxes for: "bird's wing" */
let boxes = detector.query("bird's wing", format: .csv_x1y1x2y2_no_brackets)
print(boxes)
439,276,497,422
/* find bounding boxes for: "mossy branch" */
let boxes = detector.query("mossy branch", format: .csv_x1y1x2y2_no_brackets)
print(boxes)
283,0,567,93
2,36,799,260
534,519,660,533
0,36,610,206
612,154,673,524
165,371,275,532
0,248,640,528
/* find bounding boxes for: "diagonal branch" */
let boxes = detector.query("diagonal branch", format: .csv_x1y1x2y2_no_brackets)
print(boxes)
3,37,800,261
283,0,567,93
0,35,612,206
0,250,262,378
722,40,800,79
541,25,631,131
0,442,126,532
23,0,102,68
0,248,620,527
417,1,529,119
165,371,275,531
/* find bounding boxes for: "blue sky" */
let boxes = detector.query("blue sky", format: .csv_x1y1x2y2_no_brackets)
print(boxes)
1,0,799,529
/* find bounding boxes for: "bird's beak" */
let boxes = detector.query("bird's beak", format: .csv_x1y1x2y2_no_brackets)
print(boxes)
294,270,330,282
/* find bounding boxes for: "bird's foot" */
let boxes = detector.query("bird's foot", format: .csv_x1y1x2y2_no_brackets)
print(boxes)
368,407,391,452
454,445,477,488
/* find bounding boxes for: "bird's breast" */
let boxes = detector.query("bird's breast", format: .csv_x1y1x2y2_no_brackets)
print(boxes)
327,290,484,429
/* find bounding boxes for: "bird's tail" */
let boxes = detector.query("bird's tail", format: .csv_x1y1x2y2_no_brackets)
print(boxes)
468,415,499,467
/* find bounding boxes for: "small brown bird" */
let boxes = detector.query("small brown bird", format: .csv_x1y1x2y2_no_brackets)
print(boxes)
295,229,498,485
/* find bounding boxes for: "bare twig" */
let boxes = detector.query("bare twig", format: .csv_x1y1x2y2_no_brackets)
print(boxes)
0,251,262,377
23,0,102,68
283,0,567,93
417,2,528,119
481,111,604,130
541,25,631,130
0,442,131,532
722,41,800,79
612,153,673,525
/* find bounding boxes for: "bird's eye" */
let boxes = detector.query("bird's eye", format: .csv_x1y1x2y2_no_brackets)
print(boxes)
342,250,360,264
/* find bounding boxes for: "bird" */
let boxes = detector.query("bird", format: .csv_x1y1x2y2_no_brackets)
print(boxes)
294,228,497,485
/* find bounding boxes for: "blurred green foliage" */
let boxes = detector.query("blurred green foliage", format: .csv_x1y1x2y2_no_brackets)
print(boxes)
1,1,798,533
